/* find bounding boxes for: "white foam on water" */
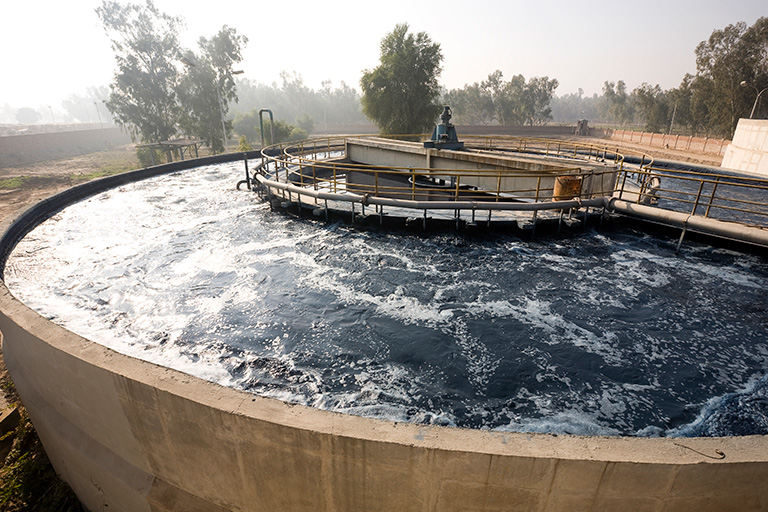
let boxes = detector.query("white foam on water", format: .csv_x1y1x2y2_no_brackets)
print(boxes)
5,163,768,437
667,373,768,437
296,259,448,326
465,297,623,364
443,318,499,393
498,409,622,436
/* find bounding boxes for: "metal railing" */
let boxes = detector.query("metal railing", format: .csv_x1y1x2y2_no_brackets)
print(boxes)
617,165,768,230
460,135,652,168
254,136,768,242
258,136,625,205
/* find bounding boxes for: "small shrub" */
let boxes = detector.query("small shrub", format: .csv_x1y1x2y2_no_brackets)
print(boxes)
288,126,308,141
237,135,252,152
0,177,27,190
136,147,165,167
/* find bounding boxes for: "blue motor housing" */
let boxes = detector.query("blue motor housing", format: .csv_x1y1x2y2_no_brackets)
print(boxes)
424,106,464,150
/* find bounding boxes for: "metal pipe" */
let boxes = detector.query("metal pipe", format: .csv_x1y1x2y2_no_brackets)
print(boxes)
741,81,767,119
606,198,768,247
258,109,274,148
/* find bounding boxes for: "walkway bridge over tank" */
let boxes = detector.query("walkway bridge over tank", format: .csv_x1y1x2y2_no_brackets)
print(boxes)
248,135,768,249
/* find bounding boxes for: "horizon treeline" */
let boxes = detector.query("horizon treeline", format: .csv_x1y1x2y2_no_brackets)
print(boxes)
441,16,768,139
3,17,765,142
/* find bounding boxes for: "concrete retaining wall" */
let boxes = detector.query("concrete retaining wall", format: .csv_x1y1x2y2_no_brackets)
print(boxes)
0,127,132,168
2,155,768,511
721,119,768,176
602,129,730,156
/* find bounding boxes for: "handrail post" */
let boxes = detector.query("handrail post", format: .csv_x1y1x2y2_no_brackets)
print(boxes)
691,180,706,215
454,174,460,201
535,177,542,202
704,177,720,218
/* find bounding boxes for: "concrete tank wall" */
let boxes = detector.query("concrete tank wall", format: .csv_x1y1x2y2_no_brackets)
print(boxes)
2,155,768,511
345,138,617,200
721,119,768,176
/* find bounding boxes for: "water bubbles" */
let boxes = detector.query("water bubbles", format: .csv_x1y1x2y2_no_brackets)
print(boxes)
5,163,768,437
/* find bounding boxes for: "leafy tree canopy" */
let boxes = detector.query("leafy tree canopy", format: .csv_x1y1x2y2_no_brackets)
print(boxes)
177,26,248,153
601,80,635,125
15,107,41,125
443,71,558,126
360,24,443,135
97,0,182,143
231,110,307,146
97,1,246,151
632,83,670,133
693,17,768,136
62,87,112,124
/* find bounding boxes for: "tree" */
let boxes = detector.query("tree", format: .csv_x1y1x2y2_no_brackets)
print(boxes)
694,21,750,137
176,26,247,153
665,75,697,134
600,81,634,126
693,17,768,136
0,103,16,124
632,83,671,132
522,76,559,125
61,95,94,123
232,109,260,144
360,24,443,135
550,89,600,123
442,83,494,125
741,17,768,92
97,0,182,143
15,107,41,125
279,71,314,122
450,71,557,126
62,87,112,124
232,110,306,146
485,72,526,125
231,76,366,131
326,81,364,124
478,70,507,124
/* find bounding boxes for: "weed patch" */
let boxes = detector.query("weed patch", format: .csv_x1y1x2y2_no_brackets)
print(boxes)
0,409,83,511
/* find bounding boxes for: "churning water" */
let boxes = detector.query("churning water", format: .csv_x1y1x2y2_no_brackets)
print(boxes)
5,162,768,437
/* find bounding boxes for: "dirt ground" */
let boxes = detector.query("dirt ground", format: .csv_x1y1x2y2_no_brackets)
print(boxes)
0,145,140,223
568,136,724,168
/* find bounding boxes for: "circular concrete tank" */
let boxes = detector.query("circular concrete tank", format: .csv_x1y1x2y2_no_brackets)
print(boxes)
2,154,768,512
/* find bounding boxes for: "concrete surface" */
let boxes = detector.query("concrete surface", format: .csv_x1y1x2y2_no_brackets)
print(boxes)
345,138,617,199
2,152,768,512
721,119,768,176
0,127,131,168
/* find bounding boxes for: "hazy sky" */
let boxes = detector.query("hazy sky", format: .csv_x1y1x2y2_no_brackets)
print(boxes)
1,0,765,112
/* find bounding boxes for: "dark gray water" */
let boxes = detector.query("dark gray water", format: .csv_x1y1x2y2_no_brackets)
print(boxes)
5,162,768,437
